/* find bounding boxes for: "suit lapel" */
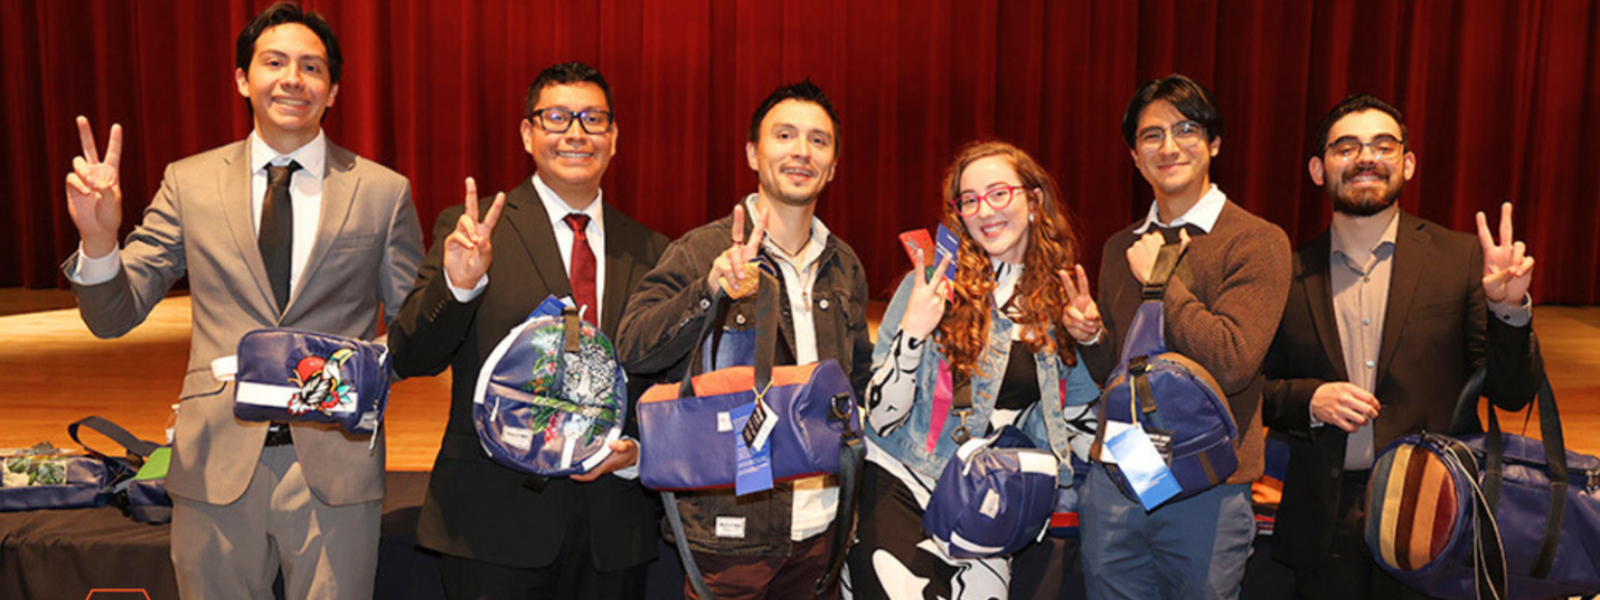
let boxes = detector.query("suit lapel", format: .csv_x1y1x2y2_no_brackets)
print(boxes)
1375,212,1428,387
1302,231,1350,382
216,141,279,316
287,143,359,316
600,205,637,338
503,180,572,303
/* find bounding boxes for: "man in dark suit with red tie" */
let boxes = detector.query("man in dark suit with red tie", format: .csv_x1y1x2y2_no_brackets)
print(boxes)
389,62,670,599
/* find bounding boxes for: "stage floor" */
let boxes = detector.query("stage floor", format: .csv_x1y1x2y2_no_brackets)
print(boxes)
3,295,1597,469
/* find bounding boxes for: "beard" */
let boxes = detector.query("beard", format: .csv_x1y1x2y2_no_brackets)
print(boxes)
759,177,820,207
1329,166,1404,216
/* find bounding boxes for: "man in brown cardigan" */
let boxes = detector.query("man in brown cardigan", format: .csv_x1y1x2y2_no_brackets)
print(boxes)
1060,74,1292,600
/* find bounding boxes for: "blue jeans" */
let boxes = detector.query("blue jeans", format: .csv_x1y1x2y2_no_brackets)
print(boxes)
1079,463,1254,600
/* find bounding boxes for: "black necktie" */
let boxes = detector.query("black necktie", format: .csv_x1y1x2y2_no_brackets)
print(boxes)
260,161,301,312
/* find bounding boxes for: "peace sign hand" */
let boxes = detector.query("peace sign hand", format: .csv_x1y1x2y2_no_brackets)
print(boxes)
899,249,952,340
708,204,769,299
1058,263,1103,344
443,177,506,288
1477,202,1534,305
65,116,125,257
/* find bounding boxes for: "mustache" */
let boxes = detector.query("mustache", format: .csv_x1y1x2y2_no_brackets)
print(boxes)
1342,164,1391,182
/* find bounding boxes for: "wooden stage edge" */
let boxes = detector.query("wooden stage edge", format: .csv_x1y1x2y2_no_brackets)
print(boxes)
3,296,1598,470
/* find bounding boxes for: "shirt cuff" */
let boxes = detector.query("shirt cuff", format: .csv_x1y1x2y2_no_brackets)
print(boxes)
1488,294,1533,328
71,243,121,286
446,272,488,303
1081,327,1104,347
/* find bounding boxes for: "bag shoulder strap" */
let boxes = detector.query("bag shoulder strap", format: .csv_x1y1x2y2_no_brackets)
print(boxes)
68,416,160,459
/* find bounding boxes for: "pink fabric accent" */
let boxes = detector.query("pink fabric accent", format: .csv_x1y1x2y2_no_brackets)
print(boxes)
928,359,954,453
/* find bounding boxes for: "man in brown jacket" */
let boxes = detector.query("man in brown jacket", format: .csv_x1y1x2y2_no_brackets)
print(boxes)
1061,74,1291,600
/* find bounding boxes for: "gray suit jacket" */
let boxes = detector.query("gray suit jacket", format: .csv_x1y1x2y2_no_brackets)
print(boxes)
62,139,423,506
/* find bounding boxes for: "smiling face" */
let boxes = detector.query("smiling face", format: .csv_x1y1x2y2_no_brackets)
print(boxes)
1310,109,1415,216
522,82,618,206
746,99,838,207
235,23,339,153
957,156,1034,265
1130,99,1219,202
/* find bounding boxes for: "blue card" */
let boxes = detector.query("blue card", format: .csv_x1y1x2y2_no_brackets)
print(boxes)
527,295,574,321
732,403,774,496
1102,421,1182,510
934,224,960,298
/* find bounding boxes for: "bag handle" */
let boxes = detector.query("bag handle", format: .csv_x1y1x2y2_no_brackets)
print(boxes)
1447,366,1568,580
68,416,161,459
1118,238,1187,365
677,268,783,398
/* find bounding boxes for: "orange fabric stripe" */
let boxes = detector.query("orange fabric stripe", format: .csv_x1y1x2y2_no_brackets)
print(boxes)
1408,452,1447,568
1378,444,1412,569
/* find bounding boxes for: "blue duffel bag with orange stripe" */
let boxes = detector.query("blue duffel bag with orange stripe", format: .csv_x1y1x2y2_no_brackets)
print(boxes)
1365,369,1600,600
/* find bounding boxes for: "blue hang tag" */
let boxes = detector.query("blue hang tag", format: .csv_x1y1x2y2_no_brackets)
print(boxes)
934,225,960,299
1101,420,1182,510
527,295,574,322
732,402,774,496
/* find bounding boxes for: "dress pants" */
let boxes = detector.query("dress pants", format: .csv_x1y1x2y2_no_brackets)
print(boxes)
171,445,381,600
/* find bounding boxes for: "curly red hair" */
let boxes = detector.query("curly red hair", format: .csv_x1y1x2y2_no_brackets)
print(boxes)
935,141,1082,379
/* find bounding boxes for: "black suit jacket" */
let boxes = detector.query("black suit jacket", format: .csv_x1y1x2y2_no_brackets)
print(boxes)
390,179,670,570
1262,210,1539,571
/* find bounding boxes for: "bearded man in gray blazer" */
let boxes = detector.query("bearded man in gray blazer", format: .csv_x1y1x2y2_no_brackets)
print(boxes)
60,3,422,598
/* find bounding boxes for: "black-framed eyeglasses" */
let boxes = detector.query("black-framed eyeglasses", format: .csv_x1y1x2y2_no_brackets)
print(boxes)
950,183,1027,217
526,107,614,134
1136,120,1206,153
1325,135,1405,162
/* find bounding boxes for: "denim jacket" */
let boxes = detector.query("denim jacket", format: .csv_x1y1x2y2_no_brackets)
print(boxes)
867,272,1099,485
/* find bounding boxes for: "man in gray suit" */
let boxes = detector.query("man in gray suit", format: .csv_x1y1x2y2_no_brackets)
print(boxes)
60,3,422,597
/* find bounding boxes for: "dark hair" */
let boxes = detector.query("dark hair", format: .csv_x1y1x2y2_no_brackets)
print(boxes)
235,2,343,84
1310,94,1408,157
1120,74,1223,148
748,79,841,149
525,62,614,119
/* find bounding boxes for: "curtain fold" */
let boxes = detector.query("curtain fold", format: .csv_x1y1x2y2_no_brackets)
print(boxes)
4,0,1597,303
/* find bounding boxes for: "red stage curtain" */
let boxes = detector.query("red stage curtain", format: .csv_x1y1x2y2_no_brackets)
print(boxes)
4,0,1597,304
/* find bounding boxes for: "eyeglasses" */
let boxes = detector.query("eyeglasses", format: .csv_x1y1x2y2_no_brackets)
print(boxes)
951,183,1027,217
1325,135,1405,162
527,107,614,134
1136,120,1206,153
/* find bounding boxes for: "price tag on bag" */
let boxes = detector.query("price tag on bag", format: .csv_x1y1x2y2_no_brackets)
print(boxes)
1101,420,1181,510
732,402,774,496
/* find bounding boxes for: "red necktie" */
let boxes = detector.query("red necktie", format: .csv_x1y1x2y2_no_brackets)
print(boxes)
563,213,598,324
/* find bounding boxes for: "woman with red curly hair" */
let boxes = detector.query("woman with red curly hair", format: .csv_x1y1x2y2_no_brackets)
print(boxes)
845,141,1100,599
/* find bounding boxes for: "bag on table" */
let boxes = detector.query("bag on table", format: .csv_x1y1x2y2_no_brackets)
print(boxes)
68,416,172,524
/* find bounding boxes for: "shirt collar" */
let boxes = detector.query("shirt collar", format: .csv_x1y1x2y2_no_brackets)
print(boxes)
533,173,605,231
742,194,829,268
1134,183,1226,234
248,129,327,179
1330,205,1400,267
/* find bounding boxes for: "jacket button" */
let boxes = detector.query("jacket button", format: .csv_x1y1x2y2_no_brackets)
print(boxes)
819,299,830,311
735,314,747,325
699,298,711,310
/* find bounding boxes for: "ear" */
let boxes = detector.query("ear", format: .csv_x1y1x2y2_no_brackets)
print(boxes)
606,122,619,158
822,160,837,184
235,68,250,99
1208,135,1222,157
1308,156,1326,186
1401,150,1416,181
326,82,340,108
746,141,758,172
520,119,537,157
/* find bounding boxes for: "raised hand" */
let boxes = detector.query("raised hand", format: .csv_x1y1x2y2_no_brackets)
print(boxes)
442,177,506,288
1058,263,1102,344
707,204,768,299
65,116,125,257
1477,202,1534,305
899,249,952,340
1126,228,1190,285
1310,382,1381,433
